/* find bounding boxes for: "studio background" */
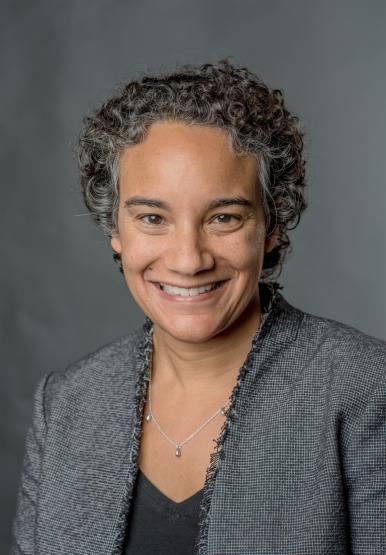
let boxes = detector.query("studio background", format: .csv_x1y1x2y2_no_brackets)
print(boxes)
1,0,385,550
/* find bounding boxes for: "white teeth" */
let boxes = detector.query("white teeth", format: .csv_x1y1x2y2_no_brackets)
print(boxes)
160,282,219,296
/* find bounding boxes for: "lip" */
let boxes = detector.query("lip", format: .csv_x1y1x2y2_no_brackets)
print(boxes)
155,280,226,288
151,279,229,302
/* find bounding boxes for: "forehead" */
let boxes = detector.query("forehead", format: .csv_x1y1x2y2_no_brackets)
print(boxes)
119,122,259,200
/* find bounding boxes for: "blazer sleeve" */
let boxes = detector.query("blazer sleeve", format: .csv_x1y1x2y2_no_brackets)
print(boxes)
344,371,386,554
10,372,52,555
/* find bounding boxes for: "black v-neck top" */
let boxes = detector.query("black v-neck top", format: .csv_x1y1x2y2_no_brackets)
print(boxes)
123,469,204,554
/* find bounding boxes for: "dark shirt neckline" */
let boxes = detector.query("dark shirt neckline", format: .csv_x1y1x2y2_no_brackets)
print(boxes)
137,468,204,514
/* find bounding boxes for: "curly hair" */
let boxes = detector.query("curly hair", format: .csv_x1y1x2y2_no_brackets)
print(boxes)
77,58,307,280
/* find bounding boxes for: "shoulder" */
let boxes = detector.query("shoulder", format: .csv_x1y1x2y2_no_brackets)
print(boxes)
291,304,386,411
276,292,386,366
41,325,146,418
50,326,144,381
298,307,386,362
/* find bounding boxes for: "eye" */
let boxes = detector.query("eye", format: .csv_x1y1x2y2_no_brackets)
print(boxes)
138,214,164,225
212,214,242,224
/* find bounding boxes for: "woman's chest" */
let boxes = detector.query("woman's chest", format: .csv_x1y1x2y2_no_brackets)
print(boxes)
137,406,226,503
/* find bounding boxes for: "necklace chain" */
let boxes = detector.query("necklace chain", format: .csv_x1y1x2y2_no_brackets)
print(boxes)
145,348,230,457
144,293,272,457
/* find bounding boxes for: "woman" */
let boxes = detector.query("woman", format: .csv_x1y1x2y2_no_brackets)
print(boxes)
12,60,386,554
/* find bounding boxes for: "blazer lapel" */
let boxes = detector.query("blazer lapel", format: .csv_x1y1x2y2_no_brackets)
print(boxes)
38,326,151,555
195,292,304,554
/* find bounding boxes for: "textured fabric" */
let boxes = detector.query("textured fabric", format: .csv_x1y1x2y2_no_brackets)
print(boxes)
123,469,203,554
10,288,386,554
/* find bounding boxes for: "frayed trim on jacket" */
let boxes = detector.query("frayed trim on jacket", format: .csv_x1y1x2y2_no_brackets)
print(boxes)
111,316,153,554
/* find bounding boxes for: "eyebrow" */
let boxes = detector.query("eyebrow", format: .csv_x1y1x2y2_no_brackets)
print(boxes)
124,195,255,211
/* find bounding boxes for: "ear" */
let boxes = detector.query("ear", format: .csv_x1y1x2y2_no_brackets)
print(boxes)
264,228,279,253
110,230,122,254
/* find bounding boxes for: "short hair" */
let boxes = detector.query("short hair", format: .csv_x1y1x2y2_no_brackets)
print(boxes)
77,58,307,281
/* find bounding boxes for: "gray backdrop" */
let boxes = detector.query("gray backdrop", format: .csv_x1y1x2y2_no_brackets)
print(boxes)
1,0,385,550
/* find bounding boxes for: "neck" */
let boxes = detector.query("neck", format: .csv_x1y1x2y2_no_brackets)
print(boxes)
151,297,262,395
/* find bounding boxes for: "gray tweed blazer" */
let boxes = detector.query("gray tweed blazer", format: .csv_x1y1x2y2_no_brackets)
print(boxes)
11,290,386,554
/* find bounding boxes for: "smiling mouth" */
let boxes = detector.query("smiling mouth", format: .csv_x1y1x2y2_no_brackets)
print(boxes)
156,280,228,297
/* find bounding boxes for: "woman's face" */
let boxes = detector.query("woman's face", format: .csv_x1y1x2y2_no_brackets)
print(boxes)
112,122,276,343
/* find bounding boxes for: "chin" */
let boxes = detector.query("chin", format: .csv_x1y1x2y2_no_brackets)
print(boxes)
155,315,223,344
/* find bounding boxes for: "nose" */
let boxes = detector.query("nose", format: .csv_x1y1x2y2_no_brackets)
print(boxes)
164,226,215,276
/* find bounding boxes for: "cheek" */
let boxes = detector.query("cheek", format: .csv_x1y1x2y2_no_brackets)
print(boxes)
120,235,159,270
228,229,266,269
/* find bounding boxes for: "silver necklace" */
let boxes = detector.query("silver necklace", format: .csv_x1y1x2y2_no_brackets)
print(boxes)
145,348,230,458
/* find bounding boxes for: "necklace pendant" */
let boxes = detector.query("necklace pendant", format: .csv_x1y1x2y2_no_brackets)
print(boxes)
220,406,226,416
146,414,152,422
175,445,182,457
